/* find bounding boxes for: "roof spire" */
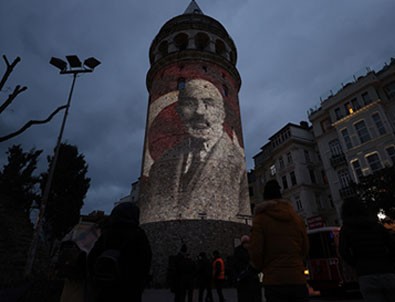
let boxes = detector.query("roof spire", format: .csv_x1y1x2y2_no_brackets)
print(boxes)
184,0,203,15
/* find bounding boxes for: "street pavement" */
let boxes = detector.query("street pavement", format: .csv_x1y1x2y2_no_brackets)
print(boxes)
142,288,363,302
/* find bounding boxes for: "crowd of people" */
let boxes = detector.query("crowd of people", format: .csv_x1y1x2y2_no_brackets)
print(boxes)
54,179,395,302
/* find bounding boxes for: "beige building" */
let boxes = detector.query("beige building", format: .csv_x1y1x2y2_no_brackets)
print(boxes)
251,121,336,227
308,58,395,221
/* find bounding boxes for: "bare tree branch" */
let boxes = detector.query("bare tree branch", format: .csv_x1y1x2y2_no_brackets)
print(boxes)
0,55,21,91
0,55,27,114
0,84,27,114
0,105,67,142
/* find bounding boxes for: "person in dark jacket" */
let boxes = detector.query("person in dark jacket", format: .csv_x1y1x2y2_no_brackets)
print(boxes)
87,202,152,302
339,199,395,301
233,235,262,302
196,252,213,302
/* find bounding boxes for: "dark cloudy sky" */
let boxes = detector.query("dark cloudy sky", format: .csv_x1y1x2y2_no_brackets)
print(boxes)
1,0,395,215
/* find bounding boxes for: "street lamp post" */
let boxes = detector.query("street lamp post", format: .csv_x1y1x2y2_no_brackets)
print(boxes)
24,55,100,277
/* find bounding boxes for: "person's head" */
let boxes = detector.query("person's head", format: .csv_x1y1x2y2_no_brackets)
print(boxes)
263,179,282,200
177,79,225,141
110,202,140,226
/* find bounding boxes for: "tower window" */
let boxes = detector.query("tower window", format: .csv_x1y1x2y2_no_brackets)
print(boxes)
195,32,210,51
215,39,226,56
174,33,189,51
223,85,228,97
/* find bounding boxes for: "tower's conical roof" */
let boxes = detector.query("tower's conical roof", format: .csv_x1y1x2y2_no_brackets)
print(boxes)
184,0,203,15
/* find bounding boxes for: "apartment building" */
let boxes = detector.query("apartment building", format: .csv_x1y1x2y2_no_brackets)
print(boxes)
308,58,395,221
252,121,337,227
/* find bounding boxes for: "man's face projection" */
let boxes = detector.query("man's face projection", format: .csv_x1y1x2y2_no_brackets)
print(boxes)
178,79,225,141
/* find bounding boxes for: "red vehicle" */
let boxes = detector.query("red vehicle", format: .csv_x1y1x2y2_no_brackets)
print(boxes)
306,226,358,295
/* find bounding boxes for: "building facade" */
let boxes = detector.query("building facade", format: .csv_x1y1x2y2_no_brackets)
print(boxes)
308,58,395,221
252,122,337,228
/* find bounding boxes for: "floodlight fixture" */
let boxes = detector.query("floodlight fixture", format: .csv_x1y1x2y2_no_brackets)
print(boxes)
66,55,82,68
49,57,67,71
84,57,101,70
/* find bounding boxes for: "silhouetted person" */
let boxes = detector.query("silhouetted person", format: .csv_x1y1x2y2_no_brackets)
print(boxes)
196,252,213,302
212,250,225,302
172,244,196,302
233,235,261,302
87,202,152,302
249,180,309,302
339,199,395,301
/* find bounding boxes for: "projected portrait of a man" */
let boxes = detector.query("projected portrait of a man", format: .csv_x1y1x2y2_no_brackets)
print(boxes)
140,78,250,223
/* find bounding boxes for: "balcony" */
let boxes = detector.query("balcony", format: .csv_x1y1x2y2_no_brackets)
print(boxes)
330,153,347,169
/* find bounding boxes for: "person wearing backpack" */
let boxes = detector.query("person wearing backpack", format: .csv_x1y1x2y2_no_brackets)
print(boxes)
87,202,152,302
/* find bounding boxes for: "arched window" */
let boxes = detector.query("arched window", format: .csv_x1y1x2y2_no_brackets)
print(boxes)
223,85,228,97
174,33,189,51
195,32,210,51
215,39,226,56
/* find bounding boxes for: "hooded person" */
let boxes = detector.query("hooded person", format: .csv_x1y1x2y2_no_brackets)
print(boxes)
87,202,152,302
248,179,309,302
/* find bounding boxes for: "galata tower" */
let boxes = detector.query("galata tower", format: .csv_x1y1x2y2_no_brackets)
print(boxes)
138,1,251,285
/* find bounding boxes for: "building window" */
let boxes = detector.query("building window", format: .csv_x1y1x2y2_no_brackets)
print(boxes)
344,102,353,115
351,98,361,111
282,175,288,189
320,118,331,133
329,139,343,155
309,168,316,184
386,146,395,165
372,112,386,135
384,81,395,98
354,120,371,144
335,107,342,120
279,156,284,169
351,159,363,181
366,153,382,173
304,150,311,162
270,164,276,176
362,92,372,105
338,168,352,189
340,129,353,149
295,196,302,211
287,152,293,164
290,171,297,186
